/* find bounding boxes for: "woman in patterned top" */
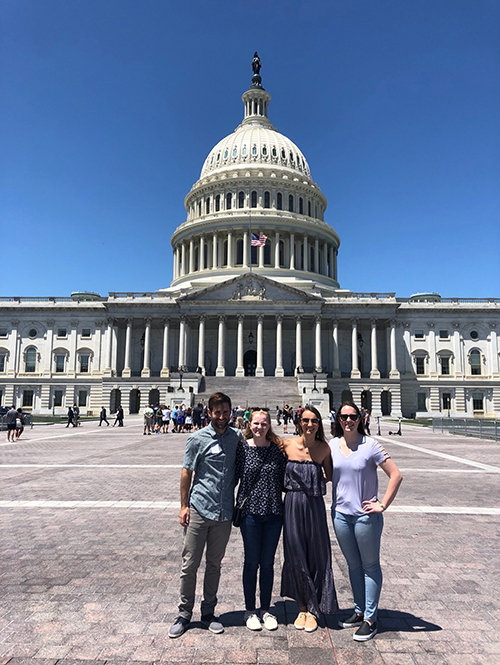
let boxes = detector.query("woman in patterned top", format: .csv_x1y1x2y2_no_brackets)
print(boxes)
235,409,286,632
329,402,402,642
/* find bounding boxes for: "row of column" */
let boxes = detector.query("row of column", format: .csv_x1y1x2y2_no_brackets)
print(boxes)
116,316,399,379
173,231,338,280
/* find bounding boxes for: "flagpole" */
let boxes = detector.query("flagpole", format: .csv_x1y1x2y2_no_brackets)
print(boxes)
248,210,252,274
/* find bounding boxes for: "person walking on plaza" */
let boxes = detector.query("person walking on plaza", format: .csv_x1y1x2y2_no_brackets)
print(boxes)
168,392,243,639
66,406,74,428
15,408,25,440
330,402,402,642
113,405,124,427
162,406,171,433
143,405,154,435
281,405,337,633
235,408,286,632
72,404,80,427
5,405,18,442
99,406,109,426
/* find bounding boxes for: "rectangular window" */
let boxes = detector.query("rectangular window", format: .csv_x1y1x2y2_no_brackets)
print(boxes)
415,357,425,375
53,390,63,407
442,393,451,410
78,390,87,407
439,329,449,340
55,355,65,373
0,328,7,338
414,330,424,339
417,393,427,411
57,328,67,338
441,357,450,375
472,393,484,411
80,355,90,373
81,328,91,338
22,390,34,407
0,354,5,373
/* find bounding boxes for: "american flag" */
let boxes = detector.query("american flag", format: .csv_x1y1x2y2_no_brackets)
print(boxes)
251,232,267,247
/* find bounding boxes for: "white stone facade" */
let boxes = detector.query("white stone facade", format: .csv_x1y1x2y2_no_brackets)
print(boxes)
1,69,499,418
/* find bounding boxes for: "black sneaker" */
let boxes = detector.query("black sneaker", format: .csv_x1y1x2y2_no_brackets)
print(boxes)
168,616,190,638
338,612,364,628
353,620,377,641
201,614,224,634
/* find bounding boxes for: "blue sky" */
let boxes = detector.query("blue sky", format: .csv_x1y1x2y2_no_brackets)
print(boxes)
1,0,499,298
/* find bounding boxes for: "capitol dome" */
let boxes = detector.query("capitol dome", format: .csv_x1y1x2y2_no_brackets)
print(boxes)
168,59,340,295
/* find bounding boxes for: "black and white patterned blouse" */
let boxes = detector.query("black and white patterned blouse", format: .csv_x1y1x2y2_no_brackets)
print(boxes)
235,439,286,516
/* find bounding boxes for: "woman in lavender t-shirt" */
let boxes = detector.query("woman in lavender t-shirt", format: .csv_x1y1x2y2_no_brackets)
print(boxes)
329,401,402,642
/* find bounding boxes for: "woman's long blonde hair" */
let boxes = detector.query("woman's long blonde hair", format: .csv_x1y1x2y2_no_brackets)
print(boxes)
244,409,282,446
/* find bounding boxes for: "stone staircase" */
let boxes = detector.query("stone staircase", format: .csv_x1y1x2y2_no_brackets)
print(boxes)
195,376,301,416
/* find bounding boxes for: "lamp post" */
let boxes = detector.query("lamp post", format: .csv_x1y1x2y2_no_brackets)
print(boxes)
312,370,319,393
178,370,185,393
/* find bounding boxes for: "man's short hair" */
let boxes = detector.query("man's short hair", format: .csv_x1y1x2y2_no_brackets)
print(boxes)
208,392,231,411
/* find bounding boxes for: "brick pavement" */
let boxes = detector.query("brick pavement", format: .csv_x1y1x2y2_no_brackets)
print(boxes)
0,417,499,665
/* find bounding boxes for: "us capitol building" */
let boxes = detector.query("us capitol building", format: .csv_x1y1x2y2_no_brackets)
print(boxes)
1,56,499,419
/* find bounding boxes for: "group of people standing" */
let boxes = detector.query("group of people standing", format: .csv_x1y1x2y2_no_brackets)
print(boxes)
3,406,26,441
168,392,403,643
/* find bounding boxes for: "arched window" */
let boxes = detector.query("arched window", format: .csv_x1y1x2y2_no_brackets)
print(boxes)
277,193,282,210
226,192,232,210
469,349,482,375
215,194,220,212
299,197,303,214
25,348,37,373
288,194,294,212
236,239,243,265
205,198,210,215
238,191,245,208
198,201,202,216
264,191,270,208
251,190,257,208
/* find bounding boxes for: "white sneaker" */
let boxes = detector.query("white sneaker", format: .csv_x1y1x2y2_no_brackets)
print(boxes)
262,612,278,631
245,612,262,631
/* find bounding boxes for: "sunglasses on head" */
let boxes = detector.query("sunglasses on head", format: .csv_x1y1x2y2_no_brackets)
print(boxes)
251,407,269,412
339,414,359,422
301,417,319,424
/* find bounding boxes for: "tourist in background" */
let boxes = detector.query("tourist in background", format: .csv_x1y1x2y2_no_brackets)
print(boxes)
113,405,124,427
99,406,109,426
330,402,402,642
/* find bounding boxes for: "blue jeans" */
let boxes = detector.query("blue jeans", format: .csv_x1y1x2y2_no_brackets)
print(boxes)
333,511,383,622
240,513,283,612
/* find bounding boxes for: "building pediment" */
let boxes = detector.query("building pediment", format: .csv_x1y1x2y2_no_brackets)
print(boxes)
177,273,323,305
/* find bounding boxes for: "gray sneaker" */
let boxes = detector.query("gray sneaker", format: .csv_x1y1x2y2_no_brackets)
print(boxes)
168,616,190,638
201,614,224,634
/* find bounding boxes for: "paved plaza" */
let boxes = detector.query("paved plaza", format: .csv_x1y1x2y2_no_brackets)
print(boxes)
0,415,499,665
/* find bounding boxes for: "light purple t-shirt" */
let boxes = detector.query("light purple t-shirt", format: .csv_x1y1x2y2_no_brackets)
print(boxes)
329,436,390,516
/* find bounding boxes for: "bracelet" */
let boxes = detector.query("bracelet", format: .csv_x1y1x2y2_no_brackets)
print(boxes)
379,502,385,511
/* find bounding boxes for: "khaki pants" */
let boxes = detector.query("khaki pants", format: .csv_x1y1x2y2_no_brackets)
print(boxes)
178,507,232,620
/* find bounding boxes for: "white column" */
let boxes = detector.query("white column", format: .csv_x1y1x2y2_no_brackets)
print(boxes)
212,232,218,268
227,230,234,268
160,318,170,377
303,236,309,271
258,237,264,268
236,315,245,377
122,318,132,377
329,246,334,279
322,242,328,275
370,318,380,379
289,233,295,270
243,232,249,269
351,319,360,378
453,324,463,377
43,323,54,376
389,319,400,378
198,316,205,374
275,315,284,377
490,324,499,376
189,240,194,274
141,318,151,377
314,316,322,372
256,315,264,377
104,318,113,377
216,316,226,376
295,316,303,374
111,324,118,374
428,323,437,376
402,323,411,375
181,243,186,276
314,238,319,274
332,319,340,376
178,316,186,370
274,231,280,268
199,236,205,271
173,247,179,279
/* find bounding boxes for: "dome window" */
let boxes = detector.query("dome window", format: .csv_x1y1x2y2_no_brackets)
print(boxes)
289,152,294,162
251,190,257,208
210,155,214,165
296,154,300,165
277,193,283,210
238,191,245,208
226,192,232,210
216,152,220,162
242,146,247,156
281,149,286,159
233,147,238,157
264,191,270,208
262,146,267,156
288,194,294,212
272,147,277,157
205,198,210,215
299,197,304,214
308,200,312,217
252,146,257,156
224,149,228,159
215,194,220,212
